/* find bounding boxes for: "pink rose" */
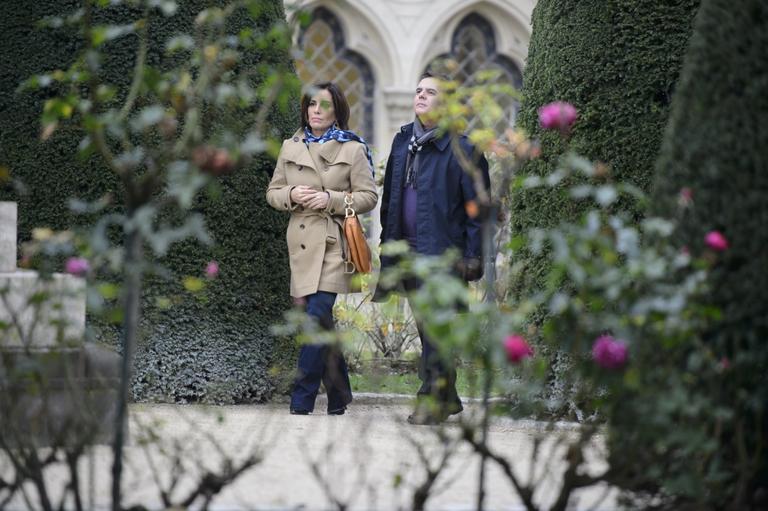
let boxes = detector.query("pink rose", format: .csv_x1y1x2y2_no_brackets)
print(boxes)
538,101,578,133
503,335,534,364
205,260,219,278
678,187,693,207
592,335,628,369
705,231,729,251
65,257,90,277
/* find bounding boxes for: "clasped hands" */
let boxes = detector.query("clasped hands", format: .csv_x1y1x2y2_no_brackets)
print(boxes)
290,185,330,210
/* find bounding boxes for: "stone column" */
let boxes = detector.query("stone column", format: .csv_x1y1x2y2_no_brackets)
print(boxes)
383,88,416,141
0,201,17,272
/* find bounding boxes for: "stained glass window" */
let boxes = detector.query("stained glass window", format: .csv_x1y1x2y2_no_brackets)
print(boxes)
427,14,523,132
295,8,375,142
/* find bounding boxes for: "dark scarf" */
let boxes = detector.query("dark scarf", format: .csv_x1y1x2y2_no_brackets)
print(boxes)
404,118,437,188
302,125,374,174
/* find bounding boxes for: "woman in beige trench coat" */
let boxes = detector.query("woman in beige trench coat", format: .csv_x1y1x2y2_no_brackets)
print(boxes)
266,82,377,415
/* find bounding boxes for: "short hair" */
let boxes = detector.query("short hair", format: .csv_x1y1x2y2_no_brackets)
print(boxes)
300,82,350,131
419,70,450,83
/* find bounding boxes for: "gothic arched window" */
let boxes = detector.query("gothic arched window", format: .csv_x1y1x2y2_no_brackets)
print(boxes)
427,14,523,131
295,8,375,141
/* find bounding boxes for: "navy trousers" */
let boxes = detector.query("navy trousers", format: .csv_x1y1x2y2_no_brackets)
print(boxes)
290,291,353,413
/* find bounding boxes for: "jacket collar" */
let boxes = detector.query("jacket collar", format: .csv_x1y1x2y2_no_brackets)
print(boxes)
433,131,451,152
398,122,451,152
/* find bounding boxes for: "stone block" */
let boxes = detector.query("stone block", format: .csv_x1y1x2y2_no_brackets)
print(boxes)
0,270,86,348
0,202,16,272
0,344,121,447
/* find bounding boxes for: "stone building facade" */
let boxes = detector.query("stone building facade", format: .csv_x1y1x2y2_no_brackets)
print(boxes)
285,0,535,161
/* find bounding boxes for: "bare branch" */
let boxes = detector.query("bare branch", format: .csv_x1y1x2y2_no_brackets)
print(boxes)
179,455,261,508
461,424,538,511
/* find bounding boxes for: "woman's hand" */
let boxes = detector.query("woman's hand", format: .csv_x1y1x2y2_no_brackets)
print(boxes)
304,190,330,210
290,185,314,205
290,185,329,210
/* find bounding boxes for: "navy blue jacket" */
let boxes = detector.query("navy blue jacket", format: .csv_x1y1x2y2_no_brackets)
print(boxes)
379,122,490,267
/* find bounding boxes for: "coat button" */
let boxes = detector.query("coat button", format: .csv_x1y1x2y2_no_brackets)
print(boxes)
300,244,306,249
293,137,299,142
330,209,335,213
298,165,303,171
299,224,305,229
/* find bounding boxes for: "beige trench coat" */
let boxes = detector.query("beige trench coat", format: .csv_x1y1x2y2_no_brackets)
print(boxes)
266,130,378,298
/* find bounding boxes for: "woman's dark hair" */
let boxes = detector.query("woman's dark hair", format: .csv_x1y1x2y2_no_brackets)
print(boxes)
300,82,350,131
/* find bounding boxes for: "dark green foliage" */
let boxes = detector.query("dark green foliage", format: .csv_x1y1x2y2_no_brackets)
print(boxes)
652,0,768,506
511,0,699,298
0,1,299,403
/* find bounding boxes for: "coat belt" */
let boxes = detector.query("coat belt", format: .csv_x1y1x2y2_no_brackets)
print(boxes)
293,210,342,245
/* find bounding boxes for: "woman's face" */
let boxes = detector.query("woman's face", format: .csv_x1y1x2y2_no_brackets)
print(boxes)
307,88,336,135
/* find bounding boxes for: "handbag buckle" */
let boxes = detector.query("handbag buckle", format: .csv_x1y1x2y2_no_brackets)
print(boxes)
344,193,355,218
344,260,356,274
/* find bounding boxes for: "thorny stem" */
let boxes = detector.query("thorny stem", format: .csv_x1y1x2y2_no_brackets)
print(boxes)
111,226,143,511
476,204,498,511
117,8,149,123
82,0,117,176
449,136,491,207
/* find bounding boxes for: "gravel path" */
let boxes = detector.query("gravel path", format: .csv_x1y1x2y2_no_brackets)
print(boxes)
4,398,618,510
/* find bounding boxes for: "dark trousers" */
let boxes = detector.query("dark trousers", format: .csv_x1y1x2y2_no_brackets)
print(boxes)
403,278,463,414
290,291,353,413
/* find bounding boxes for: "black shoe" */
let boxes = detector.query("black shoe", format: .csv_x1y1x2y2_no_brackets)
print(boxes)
407,403,463,425
328,407,346,416
406,412,443,425
290,408,310,415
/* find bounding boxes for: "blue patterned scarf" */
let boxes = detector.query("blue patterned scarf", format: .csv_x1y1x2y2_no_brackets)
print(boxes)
303,125,374,175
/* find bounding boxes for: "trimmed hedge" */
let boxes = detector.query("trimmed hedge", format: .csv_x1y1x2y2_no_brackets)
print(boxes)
653,1,768,505
510,0,699,299
0,1,299,403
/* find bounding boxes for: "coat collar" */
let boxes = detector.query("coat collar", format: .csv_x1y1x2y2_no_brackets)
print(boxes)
281,134,315,169
319,138,344,163
282,128,349,168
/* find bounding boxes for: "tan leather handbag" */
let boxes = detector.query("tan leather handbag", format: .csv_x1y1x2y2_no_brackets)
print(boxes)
343,193,372,274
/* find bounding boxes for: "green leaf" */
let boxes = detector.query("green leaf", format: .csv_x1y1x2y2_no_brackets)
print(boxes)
595,185,618,206
155,296,172,309
98,283,120,300
130,106,165,131
166,35,194,53
91,24,136,47
183,276,205,293
623,367,640,389
167,160,207,209
148,0,178,16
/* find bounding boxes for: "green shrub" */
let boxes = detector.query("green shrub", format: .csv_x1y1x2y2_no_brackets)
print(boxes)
0,1,299,403
510,0,699,300
652,0,768,506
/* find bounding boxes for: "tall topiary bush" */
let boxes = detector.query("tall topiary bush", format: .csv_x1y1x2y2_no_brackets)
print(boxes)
652,0,768,507
510,0,700,298
0,1,299,404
